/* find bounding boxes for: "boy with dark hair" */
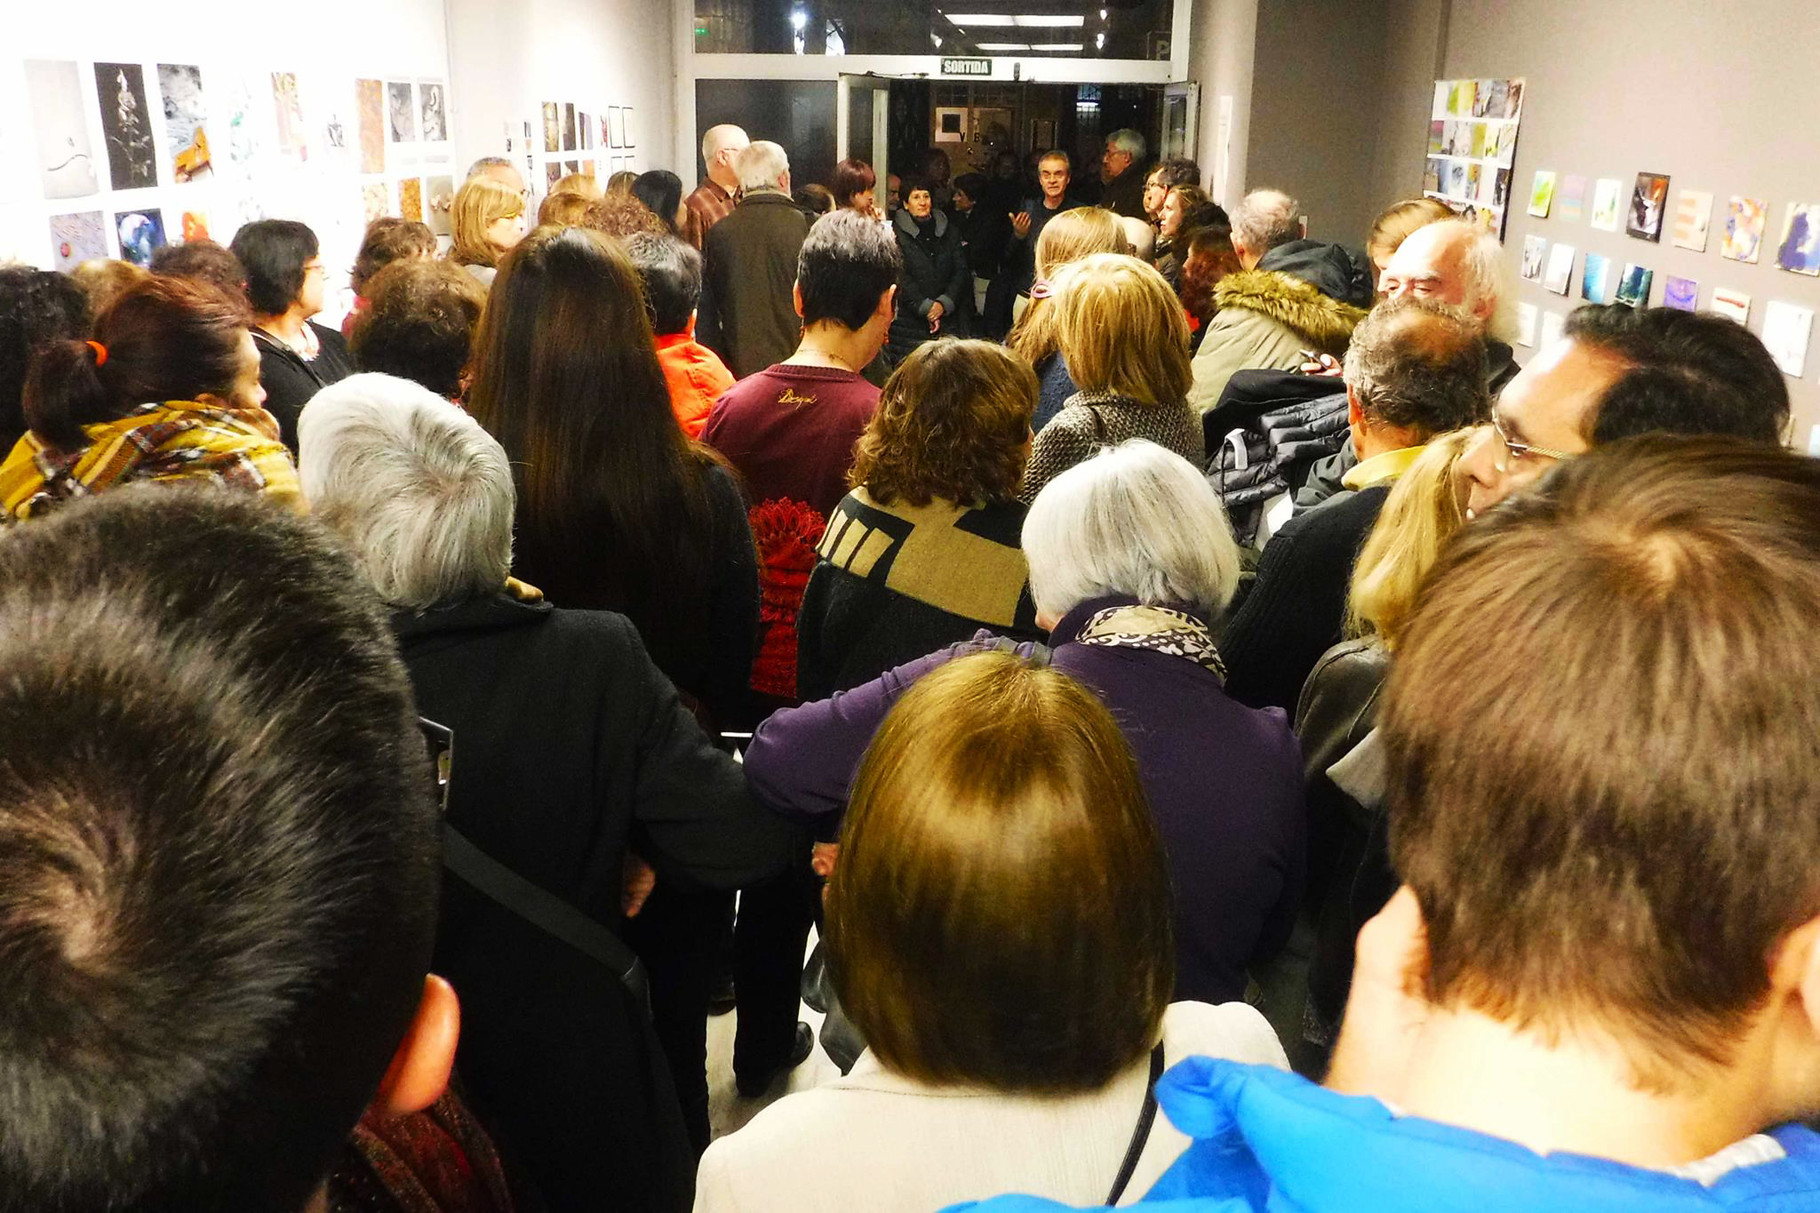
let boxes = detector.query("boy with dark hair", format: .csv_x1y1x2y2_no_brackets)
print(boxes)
959,435,1820,1211
0,485,461,1212
703,209,901,1096
625,231,733,437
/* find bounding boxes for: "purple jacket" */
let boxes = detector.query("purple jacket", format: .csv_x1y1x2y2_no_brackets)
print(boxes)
744,594,1307,1004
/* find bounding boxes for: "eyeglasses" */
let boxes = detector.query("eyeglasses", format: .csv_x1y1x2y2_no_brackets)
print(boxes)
302,261,328,278
1489,410,1576,465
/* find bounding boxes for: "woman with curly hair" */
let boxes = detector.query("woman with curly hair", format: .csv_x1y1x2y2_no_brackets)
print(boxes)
795,338,1045,699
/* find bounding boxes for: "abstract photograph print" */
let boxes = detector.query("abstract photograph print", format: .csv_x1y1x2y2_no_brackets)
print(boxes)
158,64,211,182
96,62,158,190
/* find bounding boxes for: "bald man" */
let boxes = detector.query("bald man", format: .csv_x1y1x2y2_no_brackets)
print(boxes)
1219,300,1492,713
685,123,751,248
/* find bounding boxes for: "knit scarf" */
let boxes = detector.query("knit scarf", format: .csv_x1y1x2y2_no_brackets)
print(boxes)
1074,603,1227,681
0,400,295,521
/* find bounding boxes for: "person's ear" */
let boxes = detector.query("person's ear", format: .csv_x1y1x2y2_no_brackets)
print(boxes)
876,284,898,321
1772,916,1820,1039
1346,384,1365,427
793,280,806,320
372,975,460,1117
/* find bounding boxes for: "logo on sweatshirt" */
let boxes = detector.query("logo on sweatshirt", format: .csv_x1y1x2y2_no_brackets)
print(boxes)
777,388,818,406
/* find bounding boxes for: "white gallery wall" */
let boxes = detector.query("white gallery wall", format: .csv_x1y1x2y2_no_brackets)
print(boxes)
2,0,680,323
447,0,680,200
0,0,451,320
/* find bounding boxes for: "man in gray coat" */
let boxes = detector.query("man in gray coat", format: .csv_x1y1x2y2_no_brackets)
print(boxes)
700,141,813,379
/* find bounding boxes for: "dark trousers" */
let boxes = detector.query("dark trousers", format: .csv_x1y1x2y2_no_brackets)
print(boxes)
621,886,734,1153
731,853,819,1081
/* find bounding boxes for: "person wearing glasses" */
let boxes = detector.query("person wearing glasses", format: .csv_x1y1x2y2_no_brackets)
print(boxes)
230,218,353,452
1459,304,1791,520
1218,299,1491,713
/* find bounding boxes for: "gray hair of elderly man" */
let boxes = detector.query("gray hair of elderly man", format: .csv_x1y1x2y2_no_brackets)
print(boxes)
1230,188,1303,255
1106,128,1147,161
735,141,790,192
1022,439,1243,624
297,372,514,612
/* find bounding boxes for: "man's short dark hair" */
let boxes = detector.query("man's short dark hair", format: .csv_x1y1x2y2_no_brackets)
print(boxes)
148,239,247,301
1384,435,1820,1090
0,266,89,448
797,210,901,331
1342,299,1491,436
0,486,439,1210
1564,304,1789,446
349,258,488,399
623,232,702,336
229,219,319,315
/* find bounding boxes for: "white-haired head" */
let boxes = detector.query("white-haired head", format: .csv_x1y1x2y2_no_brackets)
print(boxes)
701,124,750,169
735,141,790,192
1382,218,1517,344
1229,188,1303,267
297,372,514,611
1023,439,1242,624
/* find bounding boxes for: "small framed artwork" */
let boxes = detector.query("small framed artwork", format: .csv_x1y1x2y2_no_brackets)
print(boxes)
934,106,967,144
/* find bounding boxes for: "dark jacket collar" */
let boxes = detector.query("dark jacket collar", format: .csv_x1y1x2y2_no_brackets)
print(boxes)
392,589,553,644
894,207,948,238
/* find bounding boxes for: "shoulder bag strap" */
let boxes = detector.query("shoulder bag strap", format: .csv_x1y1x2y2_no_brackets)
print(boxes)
1104,1042,1166,1206
440,820,650,1010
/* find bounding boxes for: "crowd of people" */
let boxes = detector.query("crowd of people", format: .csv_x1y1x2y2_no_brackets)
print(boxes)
0,113,1817,1213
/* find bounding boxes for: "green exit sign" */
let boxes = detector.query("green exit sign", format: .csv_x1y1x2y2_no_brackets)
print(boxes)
941,57,993,76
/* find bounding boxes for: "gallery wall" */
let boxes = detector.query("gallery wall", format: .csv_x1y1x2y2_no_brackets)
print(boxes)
1371,0,1820,441
0,0,452,322
446,0,679,204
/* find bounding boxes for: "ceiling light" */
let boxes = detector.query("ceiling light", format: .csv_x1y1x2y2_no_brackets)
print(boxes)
1095,31,1104,47
790,8,807,29
1029,42,1083,50
943,13,1085,26
976,41,1028,49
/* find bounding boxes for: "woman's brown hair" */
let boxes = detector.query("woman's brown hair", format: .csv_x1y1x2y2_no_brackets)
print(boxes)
1053,253,1192,405
24,276,249,451
465,226,716,640
449,177,525,269
849,340,1036,508
350,217,435,295
536,191,595,229
826,651,1173,1093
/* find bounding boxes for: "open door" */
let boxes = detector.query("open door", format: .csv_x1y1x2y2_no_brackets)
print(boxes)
837,74,892,182
1160,81,1199,160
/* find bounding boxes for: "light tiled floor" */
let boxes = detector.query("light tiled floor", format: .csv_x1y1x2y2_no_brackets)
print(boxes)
705,931,843,1140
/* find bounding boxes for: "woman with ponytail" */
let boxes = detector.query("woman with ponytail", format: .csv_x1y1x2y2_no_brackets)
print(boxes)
0,276,300,519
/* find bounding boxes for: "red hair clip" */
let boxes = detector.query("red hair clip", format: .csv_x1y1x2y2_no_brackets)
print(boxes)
86,340,108,367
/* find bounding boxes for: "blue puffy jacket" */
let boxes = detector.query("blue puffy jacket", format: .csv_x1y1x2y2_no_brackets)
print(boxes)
952,1057,1820,1213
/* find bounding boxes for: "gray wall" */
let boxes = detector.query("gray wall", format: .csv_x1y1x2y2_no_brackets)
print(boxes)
1372,0,1820,439
1244,0,1392,244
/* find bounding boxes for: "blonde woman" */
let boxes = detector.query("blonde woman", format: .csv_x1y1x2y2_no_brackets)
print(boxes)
449,176,527,287
1005,207,1132,431
1018,253,1203,503
1294,425,1479,1066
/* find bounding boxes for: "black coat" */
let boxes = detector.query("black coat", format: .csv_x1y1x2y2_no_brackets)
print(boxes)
251,321,353,452
396,592,799,1211
887,209,971,360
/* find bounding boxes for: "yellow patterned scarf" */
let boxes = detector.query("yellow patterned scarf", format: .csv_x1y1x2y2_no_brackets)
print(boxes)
0,400,302,520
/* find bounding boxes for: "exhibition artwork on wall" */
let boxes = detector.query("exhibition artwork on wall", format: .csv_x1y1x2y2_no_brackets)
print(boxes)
48,211,106,270
1776,203,1820,277
357,79,387,173
1672,190,1712,252
26,59,100,199
157,64,211,182
1626,173,1668,242
114,207,166,267
1424,75,1525,239
95,62,157,190
1663,275,1700,311
1615,263,1653,308
1589,178,1623,233
13,55,461,278
1723,197,1768,263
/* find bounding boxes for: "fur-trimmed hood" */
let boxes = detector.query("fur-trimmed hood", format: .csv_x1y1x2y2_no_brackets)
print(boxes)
1212,269,1369,355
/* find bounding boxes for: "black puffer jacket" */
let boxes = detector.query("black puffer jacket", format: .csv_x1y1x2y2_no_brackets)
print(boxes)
1204,382,1351,545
